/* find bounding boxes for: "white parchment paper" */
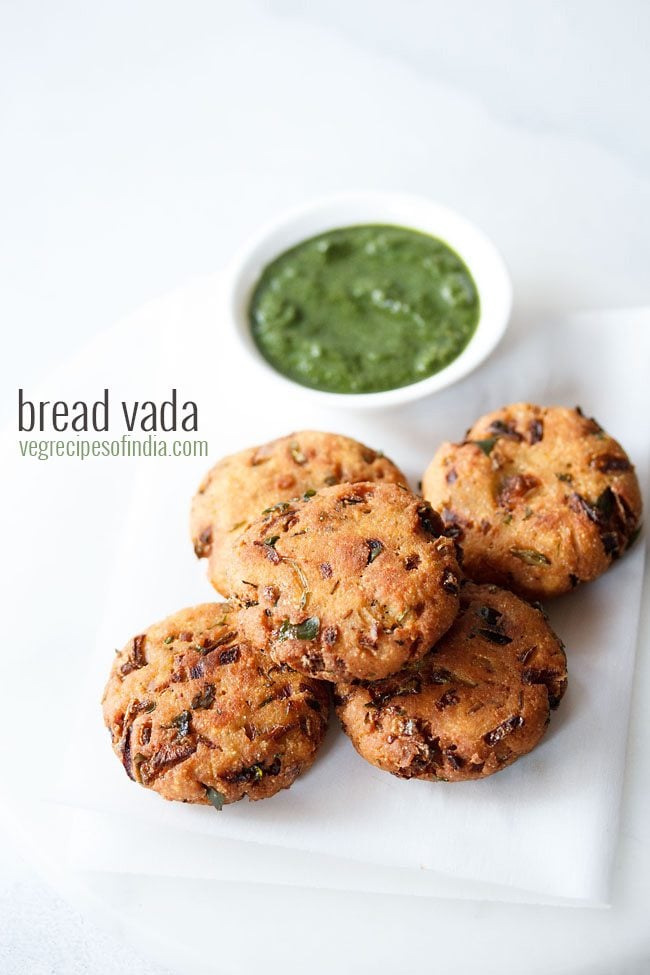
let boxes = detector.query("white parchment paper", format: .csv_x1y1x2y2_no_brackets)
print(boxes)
55,280,649,904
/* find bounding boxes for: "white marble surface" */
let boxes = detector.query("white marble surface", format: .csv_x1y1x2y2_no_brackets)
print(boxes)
2,1,650,972
0,839,171,975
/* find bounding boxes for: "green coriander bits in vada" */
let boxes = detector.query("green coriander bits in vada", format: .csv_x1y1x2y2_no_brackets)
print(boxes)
422,403,642,600
191,430,407,596
226,481,462,682
335,582,567,782
102,603,329,806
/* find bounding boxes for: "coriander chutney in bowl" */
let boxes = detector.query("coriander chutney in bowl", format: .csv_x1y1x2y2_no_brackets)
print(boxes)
249,225,480,395
229,193,512,409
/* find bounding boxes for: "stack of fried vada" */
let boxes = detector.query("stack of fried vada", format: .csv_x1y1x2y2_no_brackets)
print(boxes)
102,413,641,806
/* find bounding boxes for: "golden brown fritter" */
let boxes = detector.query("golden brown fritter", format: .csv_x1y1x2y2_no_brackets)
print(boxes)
226,481,462,682
336,582,567,782
102,603,329,806
422,403,642,599
191,431,408,596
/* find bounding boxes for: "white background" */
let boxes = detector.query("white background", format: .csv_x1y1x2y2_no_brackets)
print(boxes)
1,1,650,973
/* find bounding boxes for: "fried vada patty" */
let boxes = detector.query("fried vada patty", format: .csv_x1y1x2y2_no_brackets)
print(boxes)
226,481,461,682
102,603,329,806
191,430,407,596
422,403,642,600
335,582,567,782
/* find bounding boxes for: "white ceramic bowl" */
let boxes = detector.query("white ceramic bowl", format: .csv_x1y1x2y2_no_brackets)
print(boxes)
227,192,512,409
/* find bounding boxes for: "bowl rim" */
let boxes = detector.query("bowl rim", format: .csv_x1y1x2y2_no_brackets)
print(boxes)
225,191,513,409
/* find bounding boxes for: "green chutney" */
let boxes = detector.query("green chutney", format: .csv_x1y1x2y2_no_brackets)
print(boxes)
249,224,480,394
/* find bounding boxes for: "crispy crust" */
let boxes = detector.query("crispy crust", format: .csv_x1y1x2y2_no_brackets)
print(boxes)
422,403,642,599
191,431,408,596
226,481,462,682
102,603,329,805
335,582,567,782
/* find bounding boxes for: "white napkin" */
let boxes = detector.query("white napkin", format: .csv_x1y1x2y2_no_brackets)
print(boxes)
55,277,649,904
65,804,605,908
